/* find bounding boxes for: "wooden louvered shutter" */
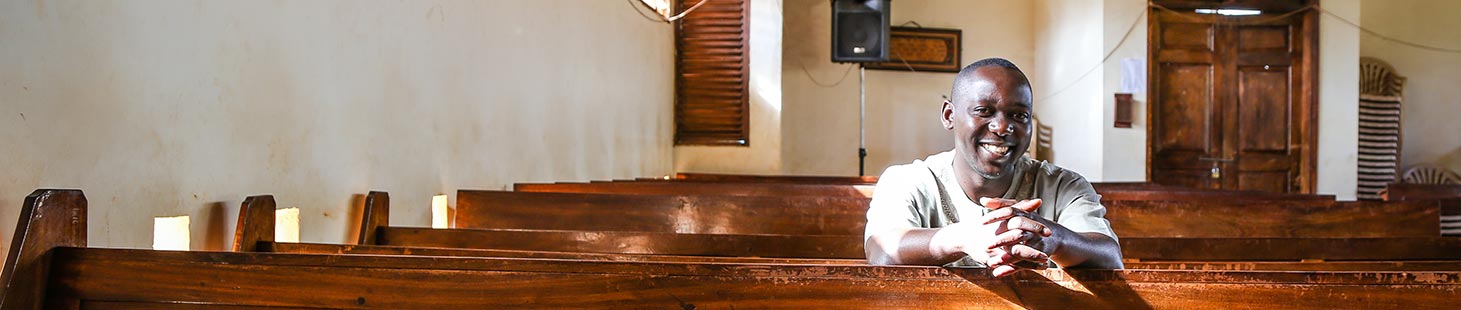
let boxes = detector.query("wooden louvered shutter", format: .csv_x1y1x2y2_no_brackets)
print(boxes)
674,0,750,146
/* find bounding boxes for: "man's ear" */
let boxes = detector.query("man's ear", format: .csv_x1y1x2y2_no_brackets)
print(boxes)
940,100,955,130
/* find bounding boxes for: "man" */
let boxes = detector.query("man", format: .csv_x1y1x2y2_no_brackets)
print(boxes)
863,58,1123,277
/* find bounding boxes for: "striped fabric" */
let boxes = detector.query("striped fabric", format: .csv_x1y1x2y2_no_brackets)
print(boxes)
1357,94,1402,200
1444,214,1461,237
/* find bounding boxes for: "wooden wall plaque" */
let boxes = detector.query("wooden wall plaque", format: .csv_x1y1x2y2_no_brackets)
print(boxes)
864,27,962,73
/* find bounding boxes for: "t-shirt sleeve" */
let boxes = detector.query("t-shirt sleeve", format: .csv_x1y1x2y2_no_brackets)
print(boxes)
1054,176,1119,242
864,164,926,243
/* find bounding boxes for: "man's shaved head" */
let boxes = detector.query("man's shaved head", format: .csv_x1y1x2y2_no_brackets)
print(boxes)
950,58,1032,103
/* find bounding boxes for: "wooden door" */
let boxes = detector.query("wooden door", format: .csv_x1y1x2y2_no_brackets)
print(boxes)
1147,2,1317,193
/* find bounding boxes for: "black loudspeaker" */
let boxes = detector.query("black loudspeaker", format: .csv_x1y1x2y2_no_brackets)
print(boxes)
831,0,890,63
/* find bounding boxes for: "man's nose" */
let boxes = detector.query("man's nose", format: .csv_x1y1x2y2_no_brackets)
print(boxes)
988,117,1012,136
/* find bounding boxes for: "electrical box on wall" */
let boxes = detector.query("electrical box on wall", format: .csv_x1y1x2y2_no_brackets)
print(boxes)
1115,93,1134,128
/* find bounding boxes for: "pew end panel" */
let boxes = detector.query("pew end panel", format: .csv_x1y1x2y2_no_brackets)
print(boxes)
357,191,389,245
1,189,86,310
230,195,276,252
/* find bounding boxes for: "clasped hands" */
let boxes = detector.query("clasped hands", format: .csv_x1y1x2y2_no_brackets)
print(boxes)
961,198,1057,277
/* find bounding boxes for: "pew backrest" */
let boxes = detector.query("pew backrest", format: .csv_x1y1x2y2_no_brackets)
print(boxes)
514,182,877,198
457,190,870,235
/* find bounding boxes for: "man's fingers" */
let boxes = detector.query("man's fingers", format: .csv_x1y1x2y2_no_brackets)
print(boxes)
1012,199,1042,213
990,264,1019,277
978,197,1017,210
1007,244,1050,263
1006,217,1052,237
987,228,1039,250
981,208,1012,224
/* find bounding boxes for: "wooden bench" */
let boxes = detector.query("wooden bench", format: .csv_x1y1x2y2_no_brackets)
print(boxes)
514,182,878,198
10,189,1461,309
457,190,870,235
672,173,879,184
1105,199,1438,238
459,190,1438,238
235,193,1461,270
1384,183,1461,236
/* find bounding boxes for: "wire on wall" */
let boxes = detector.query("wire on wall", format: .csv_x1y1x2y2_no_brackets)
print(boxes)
801,62,856,87
628,0,713,23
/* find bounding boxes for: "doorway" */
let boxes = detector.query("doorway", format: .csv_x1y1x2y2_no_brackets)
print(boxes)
1146,0,1318,193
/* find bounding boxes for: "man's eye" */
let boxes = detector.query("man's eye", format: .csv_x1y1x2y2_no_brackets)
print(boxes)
969,107,992,116
1013,113,1030,122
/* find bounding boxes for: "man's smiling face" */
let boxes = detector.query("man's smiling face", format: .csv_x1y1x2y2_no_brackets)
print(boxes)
943,66,1033,180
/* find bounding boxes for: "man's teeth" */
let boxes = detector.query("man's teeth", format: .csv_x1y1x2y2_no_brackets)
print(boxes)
981,144,1009,154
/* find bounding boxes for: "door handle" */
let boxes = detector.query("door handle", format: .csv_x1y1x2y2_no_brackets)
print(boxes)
1198,157,1236,162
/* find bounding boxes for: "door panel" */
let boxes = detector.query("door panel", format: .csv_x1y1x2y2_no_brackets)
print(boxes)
1237,68,1291,152
1158,65,1214,151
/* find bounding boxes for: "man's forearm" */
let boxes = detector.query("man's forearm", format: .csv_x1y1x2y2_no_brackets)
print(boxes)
1049,230,1123,269
865,227,968,266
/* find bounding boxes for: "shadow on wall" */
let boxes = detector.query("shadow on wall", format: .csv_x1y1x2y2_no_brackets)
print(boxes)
199,202,230,251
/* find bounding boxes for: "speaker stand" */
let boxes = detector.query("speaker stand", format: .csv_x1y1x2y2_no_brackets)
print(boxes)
858,65,867,177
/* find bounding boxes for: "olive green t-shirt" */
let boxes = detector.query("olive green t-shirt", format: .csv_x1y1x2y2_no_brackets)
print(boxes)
863,151,1117,267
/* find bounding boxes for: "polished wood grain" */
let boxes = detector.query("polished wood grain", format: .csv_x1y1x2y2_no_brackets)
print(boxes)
44,248,1461,309
456,190,870,235
1,189,86,310
514,182,877,198
266,242,862,265
1099,190,1333,202
378,227,864,259
457,190,1429,238
267,242,1461,272
674,173,879,184
1122,237,1461,261
1383,184,1461,201
1126,260,1461,271
1106,200,1438,238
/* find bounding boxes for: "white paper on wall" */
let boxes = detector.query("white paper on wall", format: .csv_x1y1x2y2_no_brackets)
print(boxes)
1120,57,1146,94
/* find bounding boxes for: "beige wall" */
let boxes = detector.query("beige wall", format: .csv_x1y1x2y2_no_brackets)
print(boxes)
781,0,1035,176
1319,0,1361,200
673,0,783,174
1032,0,1107,179
1100,0,1149,182
0,0,674,254
1359,0,1461,174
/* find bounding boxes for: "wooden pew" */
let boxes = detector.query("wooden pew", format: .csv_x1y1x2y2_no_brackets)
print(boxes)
1105,199,1438,238
1384,183,1461,236
673,173,879,184
458,190,1437,238
514,181,877,198
10,189,1461,309
238,193,859,264
240,193,1461,271
456,190,870,235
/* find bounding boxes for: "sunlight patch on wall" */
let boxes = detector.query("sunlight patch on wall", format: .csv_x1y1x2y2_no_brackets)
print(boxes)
275,207,300,242
152,215,191,251
432,195,449,229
